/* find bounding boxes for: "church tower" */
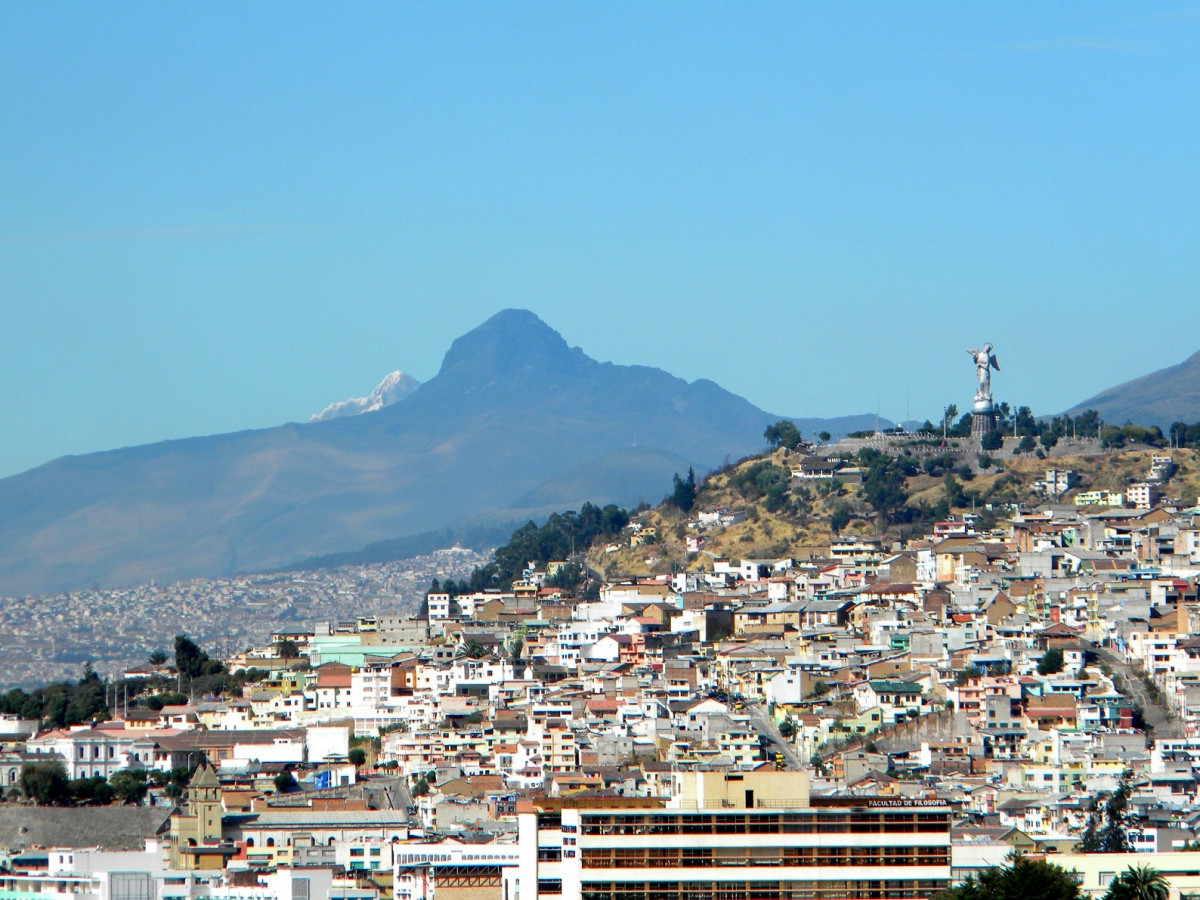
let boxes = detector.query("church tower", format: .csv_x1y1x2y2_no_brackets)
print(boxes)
167,760,231,870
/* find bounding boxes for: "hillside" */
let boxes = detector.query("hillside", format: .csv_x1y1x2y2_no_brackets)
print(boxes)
587,444,1200,578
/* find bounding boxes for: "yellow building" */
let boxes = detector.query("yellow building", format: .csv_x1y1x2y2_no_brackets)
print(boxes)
167,761,234,870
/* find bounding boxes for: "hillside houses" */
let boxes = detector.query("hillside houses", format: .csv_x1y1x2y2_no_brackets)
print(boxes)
8,494,1200,898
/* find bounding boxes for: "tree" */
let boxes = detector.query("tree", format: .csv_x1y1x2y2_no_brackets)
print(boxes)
546,561,586,591
980,429,1004,452
942,405,959,435
154,765,195,801
955,665,983,686
861,460,908,521
20,760,70,805
70,775,114,805
1103,866,1169,900
943,474,967,509
348,748,367,768
934,853,1083,900
670,468,697,512
147,650,169,666
173,634,224,680
818,431,831,443
1079,773,1133,853
764,420,802,451
829,505,852,535
273,770,297,793
1014,406,1038,436
447,503,630,595
508,628,526,662
1038,648,1065,675
274,639,299,659
109,769,149,805
1016,434,1037,455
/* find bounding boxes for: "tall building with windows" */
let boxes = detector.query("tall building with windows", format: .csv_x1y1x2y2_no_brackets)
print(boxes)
507,771,951,900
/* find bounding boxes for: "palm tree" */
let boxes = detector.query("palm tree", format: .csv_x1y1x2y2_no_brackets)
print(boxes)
1104,865,1170,900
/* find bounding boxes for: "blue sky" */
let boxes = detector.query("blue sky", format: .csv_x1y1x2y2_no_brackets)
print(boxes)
1,3,1198,478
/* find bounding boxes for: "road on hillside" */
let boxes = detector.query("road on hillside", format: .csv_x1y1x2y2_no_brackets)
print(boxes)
744,702,805,770
1092,646,1183,740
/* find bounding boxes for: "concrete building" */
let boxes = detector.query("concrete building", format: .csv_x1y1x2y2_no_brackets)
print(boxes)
507,771,951,900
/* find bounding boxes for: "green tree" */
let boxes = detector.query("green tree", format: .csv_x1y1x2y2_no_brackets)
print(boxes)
1038,648,1065,675
147,650,169,666
70,775,114,805
956,665,983,686
980,429,1004,452
546,561,586,591
462,639,488,659
21,760,70,805
150,766,194,801
670,468,698,512
944,474,967,508
934,854,1082,900
764,420,803,451
348,748,367,768
1014,406,1038,436
273,770,297,793
109,769,149,805
829,505,852,535
1103,866,1169,900
174,634,204,678
942,405,959,434
446,503,630,595
1079,773,1133,853
508,628,527,662
818,431,831,443
861,460,908,521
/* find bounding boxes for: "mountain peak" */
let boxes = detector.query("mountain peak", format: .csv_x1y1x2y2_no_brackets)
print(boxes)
437,309,588,379
310,370,421,422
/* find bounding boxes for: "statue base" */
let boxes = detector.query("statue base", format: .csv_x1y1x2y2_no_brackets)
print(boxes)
972,410,997,437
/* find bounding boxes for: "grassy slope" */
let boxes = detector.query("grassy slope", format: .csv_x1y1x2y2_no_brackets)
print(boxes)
589,447,1200,578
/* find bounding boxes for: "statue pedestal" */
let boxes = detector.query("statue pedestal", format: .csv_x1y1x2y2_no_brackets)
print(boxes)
971,409,997,437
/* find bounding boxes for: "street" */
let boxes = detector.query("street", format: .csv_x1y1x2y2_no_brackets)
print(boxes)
744,702,804,769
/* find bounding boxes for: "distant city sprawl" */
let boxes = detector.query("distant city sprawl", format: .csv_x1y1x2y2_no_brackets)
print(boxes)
0,548,488,689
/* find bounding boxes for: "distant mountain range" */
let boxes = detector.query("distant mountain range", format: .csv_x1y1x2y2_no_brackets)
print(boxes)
1066,349,1200,430
0,309,884,597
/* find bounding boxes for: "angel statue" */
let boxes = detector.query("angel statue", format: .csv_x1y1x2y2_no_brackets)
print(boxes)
967,343,999,403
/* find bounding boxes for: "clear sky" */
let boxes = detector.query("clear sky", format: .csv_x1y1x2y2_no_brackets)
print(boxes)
1,3,1198,478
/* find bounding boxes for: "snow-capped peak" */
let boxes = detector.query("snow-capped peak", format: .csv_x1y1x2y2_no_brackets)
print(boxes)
310,370,421,422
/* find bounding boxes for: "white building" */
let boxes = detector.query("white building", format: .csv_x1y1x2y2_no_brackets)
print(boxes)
506,771,952,900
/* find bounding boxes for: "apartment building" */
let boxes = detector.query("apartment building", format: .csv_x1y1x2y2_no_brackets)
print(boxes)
507,771,952,900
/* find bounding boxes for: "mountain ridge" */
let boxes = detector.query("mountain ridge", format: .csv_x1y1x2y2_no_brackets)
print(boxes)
1066,349,1200,429
0,309,883,597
